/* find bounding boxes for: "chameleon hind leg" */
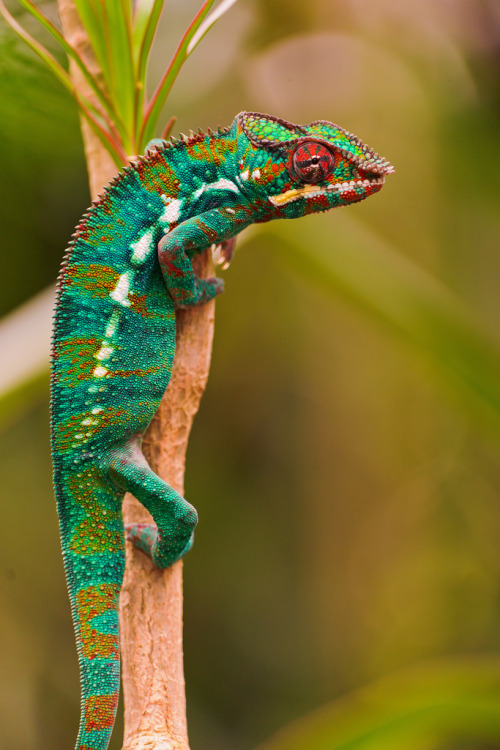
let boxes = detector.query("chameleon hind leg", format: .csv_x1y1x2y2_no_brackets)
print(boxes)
105,440,197,568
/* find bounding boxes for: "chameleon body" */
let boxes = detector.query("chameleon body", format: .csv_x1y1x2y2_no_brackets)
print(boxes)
50,111,393,750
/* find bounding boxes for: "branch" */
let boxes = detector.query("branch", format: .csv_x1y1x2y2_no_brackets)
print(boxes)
120,267,215,750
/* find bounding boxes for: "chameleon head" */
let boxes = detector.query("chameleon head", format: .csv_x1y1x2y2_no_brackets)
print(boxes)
236,112,394,219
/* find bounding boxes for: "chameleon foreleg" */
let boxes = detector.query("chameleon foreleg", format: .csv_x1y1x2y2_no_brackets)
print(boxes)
158,207,250,309
105,440,197,568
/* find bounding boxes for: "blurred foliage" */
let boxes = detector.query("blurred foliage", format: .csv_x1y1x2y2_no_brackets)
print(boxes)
252,217,500,431
0,0,240,159
257,658,500,750
0,32,87,315
1,1,500,750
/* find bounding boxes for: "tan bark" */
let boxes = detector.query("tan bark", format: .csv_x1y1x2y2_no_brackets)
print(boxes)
120,270,215,750
57,3,213,747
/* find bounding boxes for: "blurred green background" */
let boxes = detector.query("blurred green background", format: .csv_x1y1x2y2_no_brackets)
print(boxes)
2,1,500,749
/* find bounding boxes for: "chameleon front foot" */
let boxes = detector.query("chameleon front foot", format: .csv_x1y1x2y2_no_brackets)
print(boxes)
125,522,194,568
175,276,224,309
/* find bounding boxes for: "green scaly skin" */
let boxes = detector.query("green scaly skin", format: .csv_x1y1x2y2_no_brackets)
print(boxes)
50,111,393,750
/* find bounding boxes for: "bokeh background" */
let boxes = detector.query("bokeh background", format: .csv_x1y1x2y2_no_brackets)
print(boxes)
2,1,500,748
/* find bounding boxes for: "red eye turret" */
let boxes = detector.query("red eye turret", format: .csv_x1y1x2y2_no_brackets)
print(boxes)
291,142,335,183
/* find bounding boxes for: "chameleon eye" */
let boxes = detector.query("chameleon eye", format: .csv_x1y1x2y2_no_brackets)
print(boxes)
291,142,335,184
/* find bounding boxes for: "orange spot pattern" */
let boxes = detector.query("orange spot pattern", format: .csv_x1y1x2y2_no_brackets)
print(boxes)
71,517,122,556
68,469,122,556
65,264,120,297
84,693,119,732
55,406,140,453
129,291,155,318
64,263,157,319
53,336,103,388
53,335,161,394
187,136,236,165
76,583,120,660
136,154,180,196
79,199,118,245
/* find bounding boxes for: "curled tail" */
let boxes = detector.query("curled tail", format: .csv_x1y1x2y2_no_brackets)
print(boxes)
55,461,125,750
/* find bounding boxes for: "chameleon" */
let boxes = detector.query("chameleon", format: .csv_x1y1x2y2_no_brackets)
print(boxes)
50,111,393,750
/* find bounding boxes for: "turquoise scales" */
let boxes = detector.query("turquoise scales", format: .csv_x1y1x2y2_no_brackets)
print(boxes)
50,111,393,750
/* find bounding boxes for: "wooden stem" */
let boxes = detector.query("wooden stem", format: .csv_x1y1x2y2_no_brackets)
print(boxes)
57,3,214,747
120,265,215,750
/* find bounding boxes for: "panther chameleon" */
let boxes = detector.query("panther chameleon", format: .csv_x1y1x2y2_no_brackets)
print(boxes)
50,111,393,750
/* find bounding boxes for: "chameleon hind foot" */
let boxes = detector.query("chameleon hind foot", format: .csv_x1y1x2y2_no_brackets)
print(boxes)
125,522,194,568
106,440,198,569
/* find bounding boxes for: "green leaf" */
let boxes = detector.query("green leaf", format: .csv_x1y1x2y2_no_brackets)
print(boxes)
0,3,124,164
76,99,127,166
186,0,239,55
139,0,219,147
0,3,125,163
13,0,120,125
0,0,76,94
255,657,500,750
3,0,237,156
72,0,110,86
132,0,164,67
101,0,136,138
63,0,135,151
132,0,164,142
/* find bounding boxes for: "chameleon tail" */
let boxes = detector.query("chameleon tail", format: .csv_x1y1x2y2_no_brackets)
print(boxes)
54,462,125,750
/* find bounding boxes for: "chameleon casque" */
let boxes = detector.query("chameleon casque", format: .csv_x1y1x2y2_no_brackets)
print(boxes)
50,111,393,750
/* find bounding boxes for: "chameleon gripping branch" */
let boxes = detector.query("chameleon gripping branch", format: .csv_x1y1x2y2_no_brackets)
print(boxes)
50,111,393,750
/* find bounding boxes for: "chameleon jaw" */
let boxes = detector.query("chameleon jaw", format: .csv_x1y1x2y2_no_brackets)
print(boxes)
268,175,386,207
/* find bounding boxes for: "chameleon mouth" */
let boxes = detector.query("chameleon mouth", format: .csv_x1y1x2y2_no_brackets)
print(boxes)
268,175,386,206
